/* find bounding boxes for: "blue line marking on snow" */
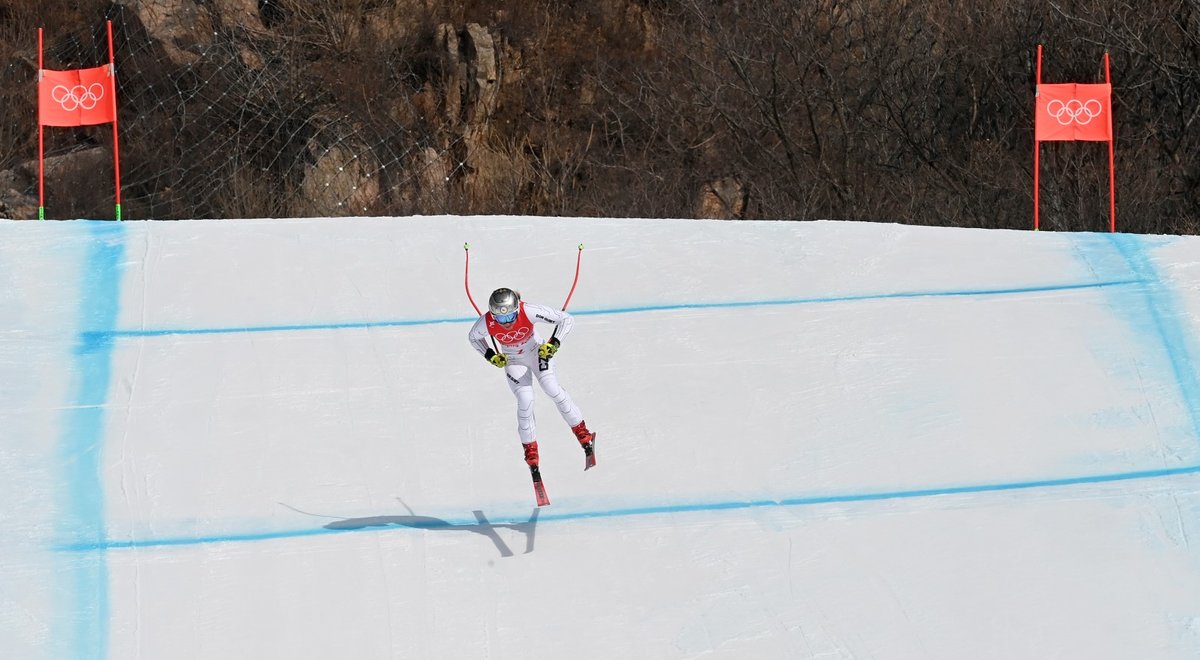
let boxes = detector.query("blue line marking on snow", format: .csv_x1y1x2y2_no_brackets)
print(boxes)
95,316,476,339
59,221,125,660
95,278,1141,339
576,279,1142,316
55,463,1200,552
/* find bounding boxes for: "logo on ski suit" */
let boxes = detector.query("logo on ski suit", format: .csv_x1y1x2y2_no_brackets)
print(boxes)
487,303,534,348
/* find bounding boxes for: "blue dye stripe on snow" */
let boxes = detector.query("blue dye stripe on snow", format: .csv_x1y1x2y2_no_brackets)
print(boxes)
93,278,1142,339
1103,234,1200,444
55,463,1200,552
58,221,125,660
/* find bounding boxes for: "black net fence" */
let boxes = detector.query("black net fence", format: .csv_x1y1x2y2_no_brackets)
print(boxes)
2,1,1199,232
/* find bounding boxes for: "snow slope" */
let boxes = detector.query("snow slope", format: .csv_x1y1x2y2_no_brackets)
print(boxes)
3,216,1200,659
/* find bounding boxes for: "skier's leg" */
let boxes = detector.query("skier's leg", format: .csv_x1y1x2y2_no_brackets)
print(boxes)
506,362,537,446
536,360,596,468
533,359,583,428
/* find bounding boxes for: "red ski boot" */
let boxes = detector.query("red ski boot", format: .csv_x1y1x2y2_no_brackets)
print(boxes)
522,441,550,506
571,421,597,470
522,441,540,467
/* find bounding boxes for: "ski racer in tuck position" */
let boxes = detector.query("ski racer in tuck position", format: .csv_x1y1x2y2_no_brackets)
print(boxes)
468,287,596,470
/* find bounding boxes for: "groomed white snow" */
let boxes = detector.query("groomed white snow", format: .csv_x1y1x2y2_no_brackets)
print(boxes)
3,216,1200,659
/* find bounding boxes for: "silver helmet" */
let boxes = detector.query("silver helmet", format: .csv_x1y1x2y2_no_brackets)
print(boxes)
488,288,520,320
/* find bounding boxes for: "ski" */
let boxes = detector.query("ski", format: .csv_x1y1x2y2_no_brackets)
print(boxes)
530,465,551,506
582,434,597,471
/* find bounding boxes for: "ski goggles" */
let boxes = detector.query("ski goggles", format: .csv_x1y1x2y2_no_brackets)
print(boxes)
494,310,518,324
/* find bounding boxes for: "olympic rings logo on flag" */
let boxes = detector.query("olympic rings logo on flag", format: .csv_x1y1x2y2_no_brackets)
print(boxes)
495,327,531,344
1046,99,1103,126
51,83,105,112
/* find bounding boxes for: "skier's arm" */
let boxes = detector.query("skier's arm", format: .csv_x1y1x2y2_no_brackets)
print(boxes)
467,316,493,357
525,303,574,341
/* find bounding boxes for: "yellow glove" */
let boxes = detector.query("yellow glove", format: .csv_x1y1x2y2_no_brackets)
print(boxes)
538,338,560,359
486,350,508,368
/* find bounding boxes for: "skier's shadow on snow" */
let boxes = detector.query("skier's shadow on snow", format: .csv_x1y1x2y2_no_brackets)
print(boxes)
323,506,540,558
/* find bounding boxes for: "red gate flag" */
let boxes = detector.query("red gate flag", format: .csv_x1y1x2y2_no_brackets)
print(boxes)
1035,83,1111,142
38,22,123,220
1033,45,1116,232
39,65,116,127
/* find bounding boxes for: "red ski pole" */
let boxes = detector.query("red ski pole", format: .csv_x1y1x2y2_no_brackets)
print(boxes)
550,244,584,342
561,244,584,311
464,243,499,353
464,242,482,315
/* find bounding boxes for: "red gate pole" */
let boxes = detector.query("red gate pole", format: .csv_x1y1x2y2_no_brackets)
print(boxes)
106,20,123,221
1034,44,1042,232
37,28,45,220
1105,52,1116,233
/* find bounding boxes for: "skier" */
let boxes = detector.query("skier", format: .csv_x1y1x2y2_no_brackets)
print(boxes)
469,287,596,470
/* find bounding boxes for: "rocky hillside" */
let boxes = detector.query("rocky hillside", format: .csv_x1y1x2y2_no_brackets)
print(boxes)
2,1,1198,232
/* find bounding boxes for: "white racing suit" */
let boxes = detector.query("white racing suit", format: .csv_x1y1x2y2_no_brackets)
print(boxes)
468,302,584,444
